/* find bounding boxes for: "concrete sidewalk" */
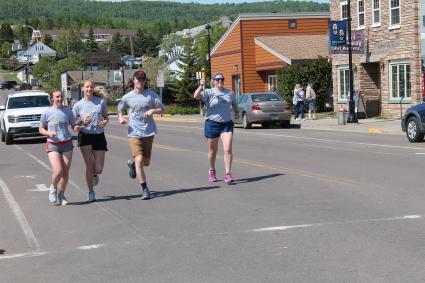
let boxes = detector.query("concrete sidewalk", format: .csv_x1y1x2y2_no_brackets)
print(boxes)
154,114,403,136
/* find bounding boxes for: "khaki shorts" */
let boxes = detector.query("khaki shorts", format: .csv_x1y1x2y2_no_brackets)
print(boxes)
128,136,154,159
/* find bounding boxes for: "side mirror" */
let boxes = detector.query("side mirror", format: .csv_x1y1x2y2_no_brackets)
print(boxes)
0,105,5,111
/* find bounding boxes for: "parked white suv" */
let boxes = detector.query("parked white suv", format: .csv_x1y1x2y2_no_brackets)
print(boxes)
0,91,50,144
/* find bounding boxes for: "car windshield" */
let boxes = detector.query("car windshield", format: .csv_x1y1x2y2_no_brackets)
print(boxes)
251,93,282,102
8,96,50,109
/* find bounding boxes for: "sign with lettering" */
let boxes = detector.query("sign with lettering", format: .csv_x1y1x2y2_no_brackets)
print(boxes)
329,20,347,46
330,30,365,54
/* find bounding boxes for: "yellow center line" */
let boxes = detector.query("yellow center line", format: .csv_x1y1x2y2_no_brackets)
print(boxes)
107,134,363,187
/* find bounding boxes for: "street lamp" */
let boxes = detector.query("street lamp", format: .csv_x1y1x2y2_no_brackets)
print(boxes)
346,0,358,123
204,24,212,84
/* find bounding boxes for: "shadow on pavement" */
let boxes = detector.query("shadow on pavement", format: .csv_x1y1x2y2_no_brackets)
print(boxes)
232,173,284,185
70,193,143,205
0,249,5,255
152,185,220,198
12,137,46,145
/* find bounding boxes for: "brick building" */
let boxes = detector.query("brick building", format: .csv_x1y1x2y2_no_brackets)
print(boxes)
330,0,422,118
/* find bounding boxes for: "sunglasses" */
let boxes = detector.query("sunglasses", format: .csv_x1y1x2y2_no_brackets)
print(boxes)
214,78,225,82
135,77,146,81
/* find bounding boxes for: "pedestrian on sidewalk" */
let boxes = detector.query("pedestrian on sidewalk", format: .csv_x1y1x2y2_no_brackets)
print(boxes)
39,90,80,205
292,84,305,121
193,72,239,184
306,82,317,119
72,80,109,203
117,70,164,200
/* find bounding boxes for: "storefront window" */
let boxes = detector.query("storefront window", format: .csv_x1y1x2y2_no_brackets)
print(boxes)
390,63,411,100
338,68,350,100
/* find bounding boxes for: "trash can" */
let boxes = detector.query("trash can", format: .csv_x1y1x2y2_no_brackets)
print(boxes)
337,111,346,125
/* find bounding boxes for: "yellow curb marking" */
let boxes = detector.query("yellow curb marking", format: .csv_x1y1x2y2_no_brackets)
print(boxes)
368,127,382,134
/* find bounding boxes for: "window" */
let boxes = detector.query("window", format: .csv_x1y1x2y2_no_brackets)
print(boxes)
390,62,411,100
288,19,297,29
337,67,350,100
268,75,277,91
372,0,381,25
390,0,400,27
341,1,348,19
357,0,365,28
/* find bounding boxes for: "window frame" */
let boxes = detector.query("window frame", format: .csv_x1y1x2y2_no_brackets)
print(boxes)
267,75,277,92
357,0,365,29
372,0,381,27
389,0,401,29
337,66,350,101
340,1,348,20
389,61,411,102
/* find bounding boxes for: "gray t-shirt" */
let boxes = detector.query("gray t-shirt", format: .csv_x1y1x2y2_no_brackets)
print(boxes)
202,87,237,123
72,96,107,134
117,89,164,138
40,107,76,143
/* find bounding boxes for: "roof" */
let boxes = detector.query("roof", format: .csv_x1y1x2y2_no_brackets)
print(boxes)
23,41,56,56
211,12,330,54
255,34,329,64
9,91,49,98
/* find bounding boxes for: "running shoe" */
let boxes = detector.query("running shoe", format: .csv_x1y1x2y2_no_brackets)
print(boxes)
208,169,217,182
224,172,234,184
49,186,57,203
58,193,69,206
93,175,99,186
88,191,96,202
142,187,150,200
128,159,136,179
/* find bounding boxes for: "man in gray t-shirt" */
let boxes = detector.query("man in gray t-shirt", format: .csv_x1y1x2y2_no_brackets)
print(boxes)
118,70,164,200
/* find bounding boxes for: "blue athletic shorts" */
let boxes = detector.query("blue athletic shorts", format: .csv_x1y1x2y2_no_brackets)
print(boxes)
204,120,234,139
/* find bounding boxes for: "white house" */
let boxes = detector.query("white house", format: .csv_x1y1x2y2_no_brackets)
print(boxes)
17,41,56,64
165,57,183,80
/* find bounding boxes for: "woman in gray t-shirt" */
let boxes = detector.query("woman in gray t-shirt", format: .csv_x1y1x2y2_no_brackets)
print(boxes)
193,72,239,184
72,80,109,203
39,90,79,205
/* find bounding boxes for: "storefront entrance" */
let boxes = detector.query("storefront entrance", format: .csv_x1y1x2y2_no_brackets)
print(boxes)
361,62,381,117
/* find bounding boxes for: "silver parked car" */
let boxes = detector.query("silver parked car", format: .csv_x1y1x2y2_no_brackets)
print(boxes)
233,92,291,129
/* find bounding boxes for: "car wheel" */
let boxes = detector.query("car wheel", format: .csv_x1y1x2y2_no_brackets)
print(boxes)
242,113,251,129
280,120,290,128
406,116,424,142
1,123,5,142
5,130,13,145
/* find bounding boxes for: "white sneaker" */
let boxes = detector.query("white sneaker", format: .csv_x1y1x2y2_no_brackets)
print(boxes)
88,191,96,202
302,118,306,121
49,186,57,203
295,118,300,121
58,193,68,205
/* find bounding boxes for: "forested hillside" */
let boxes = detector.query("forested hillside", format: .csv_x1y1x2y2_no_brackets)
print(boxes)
1,0,328,36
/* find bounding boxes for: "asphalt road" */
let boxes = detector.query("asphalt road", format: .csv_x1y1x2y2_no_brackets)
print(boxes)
1,117,425,282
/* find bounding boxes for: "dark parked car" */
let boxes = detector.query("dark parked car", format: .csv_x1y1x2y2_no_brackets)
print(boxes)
233,92,292,129
0,81,17,90
401,103,425,142
13,83,32,91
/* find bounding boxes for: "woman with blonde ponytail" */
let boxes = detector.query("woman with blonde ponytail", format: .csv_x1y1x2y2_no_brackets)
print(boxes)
72,80,109,202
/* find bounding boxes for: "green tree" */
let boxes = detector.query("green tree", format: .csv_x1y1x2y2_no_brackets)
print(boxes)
276,56,331,112
160,33,183,61
168,36,199,105
85,27,99,52
32,56,56,82
50,52,84,89
43,34,53,48
141,56,167,93
0,23,14,43
110,32,130,55
0,42,12,58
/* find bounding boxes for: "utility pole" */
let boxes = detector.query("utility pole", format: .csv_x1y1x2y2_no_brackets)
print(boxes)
346,0,358,123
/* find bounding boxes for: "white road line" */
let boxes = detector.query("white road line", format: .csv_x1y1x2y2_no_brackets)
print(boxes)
197,215,422,236
0,177,41,253
0,251,46,261
415,153,425,155
78,244,104,250
28,184,50,192
158,124,425,151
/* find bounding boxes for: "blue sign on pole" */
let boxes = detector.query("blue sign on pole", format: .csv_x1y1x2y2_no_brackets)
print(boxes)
329,20,347,46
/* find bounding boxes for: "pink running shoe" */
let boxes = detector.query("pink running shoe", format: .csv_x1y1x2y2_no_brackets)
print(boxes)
208,169,217,182
224,172,233,184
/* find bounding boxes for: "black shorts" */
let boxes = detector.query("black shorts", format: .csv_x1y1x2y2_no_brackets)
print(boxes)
77,132,108,151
